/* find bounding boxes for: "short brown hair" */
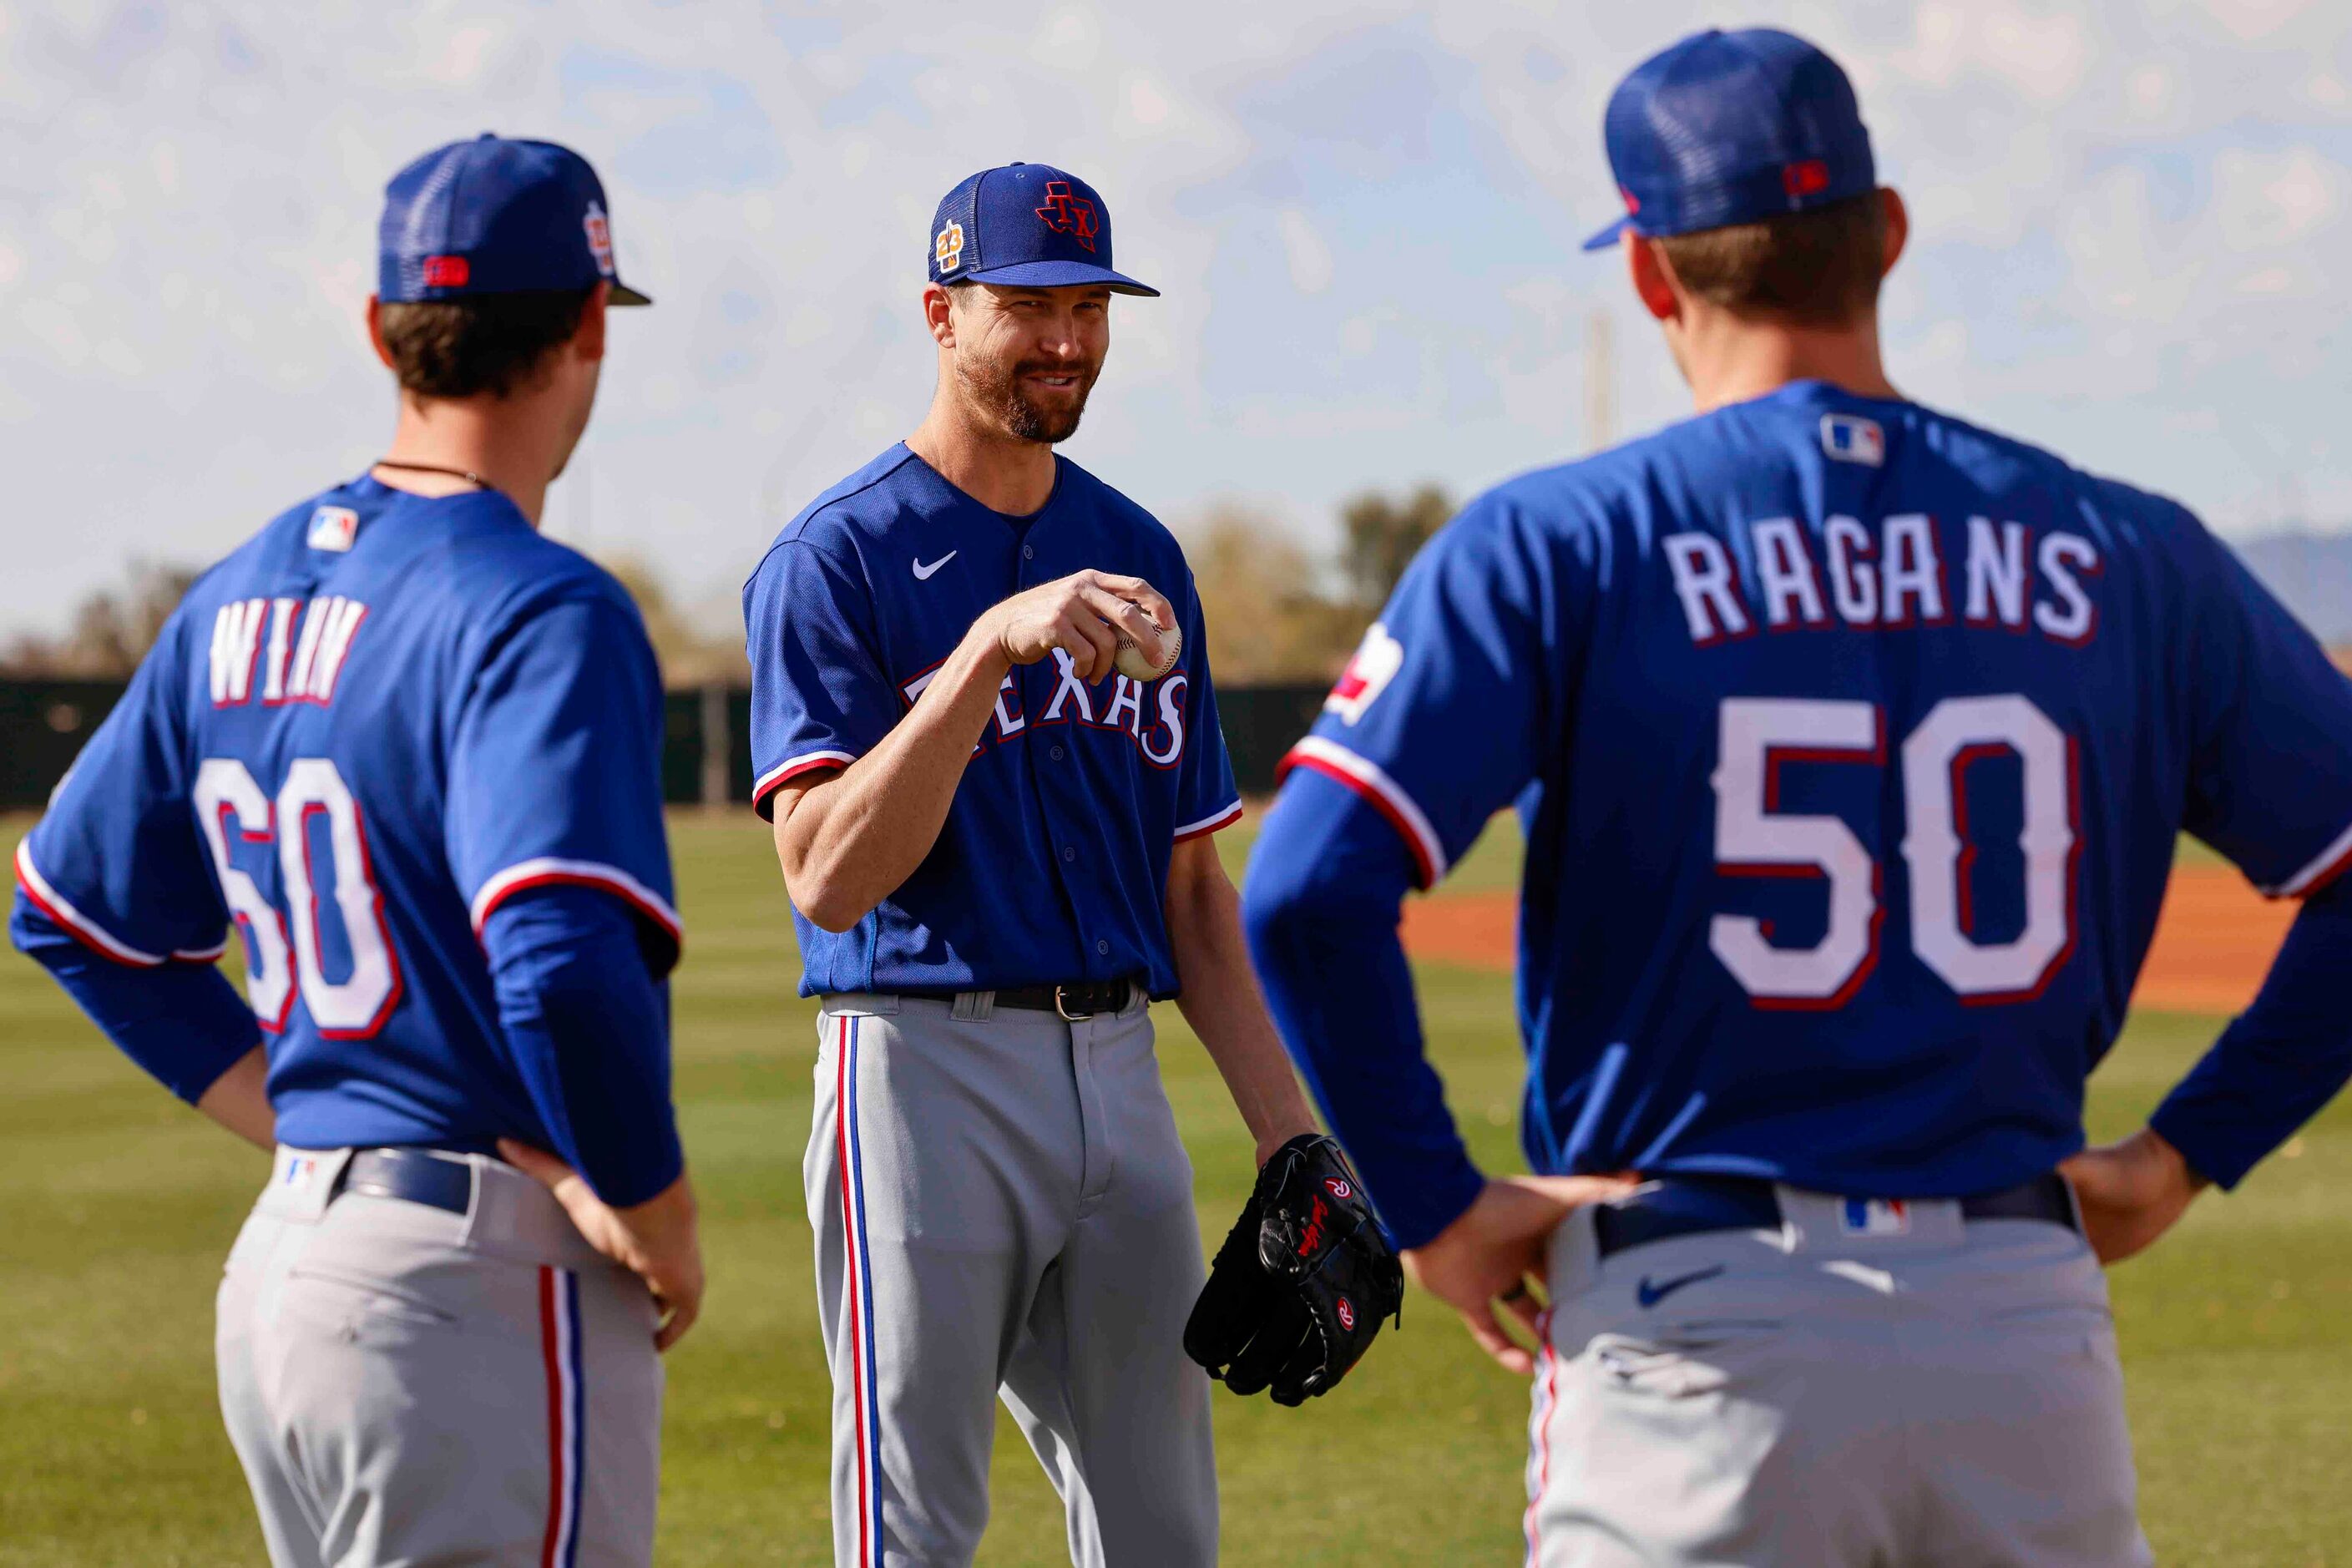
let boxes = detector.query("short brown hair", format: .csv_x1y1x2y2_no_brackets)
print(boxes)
377,288,593,398
1653,190,1886,326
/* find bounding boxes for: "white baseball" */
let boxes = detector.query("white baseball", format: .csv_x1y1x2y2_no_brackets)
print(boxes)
1115,617,1181,682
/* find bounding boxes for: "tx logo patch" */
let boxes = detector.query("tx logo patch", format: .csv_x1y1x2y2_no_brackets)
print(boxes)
1820,413,1884,466
306,505,358,552
1034,180,1099,252
584,200,616,279
934,220,966,273
1841,1197,1910,1236
1323,621,1404,725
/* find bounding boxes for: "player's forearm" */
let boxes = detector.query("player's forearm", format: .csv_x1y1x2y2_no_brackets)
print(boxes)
10,891,266,1110
1164,842,1318,1163
195,1045,276,1151
2147,874,2352,1189
775,625,1011,932
1240,775,1488,1249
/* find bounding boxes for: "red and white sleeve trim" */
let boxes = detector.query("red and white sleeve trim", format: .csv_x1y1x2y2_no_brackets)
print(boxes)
1279,736,1450,888
1174,799,1246,842
2262,817,2352,899
470,857,684,947
14,839,169,967
752,749,858,808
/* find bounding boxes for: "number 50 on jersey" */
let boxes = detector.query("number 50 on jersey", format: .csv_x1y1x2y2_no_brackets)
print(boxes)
1712,693,2075,1008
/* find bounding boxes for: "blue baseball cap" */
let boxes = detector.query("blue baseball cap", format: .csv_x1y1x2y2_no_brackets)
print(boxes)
378,134,650,306
928,163,1157,297
1581,28,1877,252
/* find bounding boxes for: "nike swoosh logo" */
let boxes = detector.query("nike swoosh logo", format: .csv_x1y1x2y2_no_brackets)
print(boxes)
912,551,957,580
1635,1264,1725,1309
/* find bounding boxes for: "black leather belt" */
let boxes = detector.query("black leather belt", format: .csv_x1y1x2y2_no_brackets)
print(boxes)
977,978,1140,1019
332,1147,475,1216
1591,1172,2078,1260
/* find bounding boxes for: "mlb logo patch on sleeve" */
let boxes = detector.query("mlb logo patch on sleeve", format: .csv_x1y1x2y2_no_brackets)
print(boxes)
306,506,359,552
1819,414,1884,467
1841,1196,1909,1236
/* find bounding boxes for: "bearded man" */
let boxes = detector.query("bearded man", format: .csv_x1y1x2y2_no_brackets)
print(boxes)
739,163,1350,1567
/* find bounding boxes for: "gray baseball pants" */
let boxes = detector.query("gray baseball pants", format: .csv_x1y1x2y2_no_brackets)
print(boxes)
805,992,1218,1567
216,1146,664,1567
1526,1185,2152,1566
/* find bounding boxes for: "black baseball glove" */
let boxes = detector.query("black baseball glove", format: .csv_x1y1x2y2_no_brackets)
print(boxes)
1183,1133,1404,1406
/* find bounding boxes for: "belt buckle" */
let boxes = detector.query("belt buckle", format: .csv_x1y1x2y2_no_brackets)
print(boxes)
1054,984,1094,1022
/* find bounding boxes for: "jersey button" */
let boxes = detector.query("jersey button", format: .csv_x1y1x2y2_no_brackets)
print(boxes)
1022,544,1035,560
1050,745,1065,761
1062,846,1077,862
1095,939,1110,956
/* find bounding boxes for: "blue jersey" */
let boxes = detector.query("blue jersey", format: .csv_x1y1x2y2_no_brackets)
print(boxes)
1282,380,2352,1201
13,476,681,1161
744,444,1241,998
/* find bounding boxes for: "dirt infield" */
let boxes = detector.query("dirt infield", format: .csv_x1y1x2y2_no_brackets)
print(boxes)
1400,862,2294,1016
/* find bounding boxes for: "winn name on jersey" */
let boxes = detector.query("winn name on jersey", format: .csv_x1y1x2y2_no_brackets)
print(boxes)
13,476,685,1205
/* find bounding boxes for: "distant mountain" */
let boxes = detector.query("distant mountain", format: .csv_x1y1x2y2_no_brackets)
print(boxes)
2232,532,2352,647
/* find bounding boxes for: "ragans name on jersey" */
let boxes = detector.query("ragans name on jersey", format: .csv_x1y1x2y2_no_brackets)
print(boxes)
1663,513,2100,648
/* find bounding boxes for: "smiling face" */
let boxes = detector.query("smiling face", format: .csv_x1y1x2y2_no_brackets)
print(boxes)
940,281,1112,444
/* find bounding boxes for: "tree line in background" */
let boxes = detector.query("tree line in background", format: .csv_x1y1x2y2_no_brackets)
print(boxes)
0,486,1456,690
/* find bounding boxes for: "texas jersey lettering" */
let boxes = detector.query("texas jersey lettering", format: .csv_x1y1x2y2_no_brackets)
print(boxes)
743,443,1240,999
1288,381,2352,1199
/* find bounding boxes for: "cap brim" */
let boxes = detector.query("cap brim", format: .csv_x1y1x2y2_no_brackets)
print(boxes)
963,259,1158,297
609,281,653,306
1580,215,1634,253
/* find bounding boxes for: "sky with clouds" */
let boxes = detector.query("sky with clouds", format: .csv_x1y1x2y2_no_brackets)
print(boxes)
4,0,2349,635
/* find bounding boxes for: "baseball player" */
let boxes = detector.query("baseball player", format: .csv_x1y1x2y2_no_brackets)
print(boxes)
1242,28,2352,1566
9,135,701,1566
743,162,1399,1567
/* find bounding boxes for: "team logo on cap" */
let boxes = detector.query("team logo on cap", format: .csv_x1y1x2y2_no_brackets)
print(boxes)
584,200,616,279
1783,159,1832,200
934,220,966,273
306,506,359,553
1034,180,1099,253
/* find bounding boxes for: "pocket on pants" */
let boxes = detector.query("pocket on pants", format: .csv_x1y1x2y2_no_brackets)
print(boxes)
282,1265,463,1335
1582,1331,1736,1401
1573,1307,1795,1403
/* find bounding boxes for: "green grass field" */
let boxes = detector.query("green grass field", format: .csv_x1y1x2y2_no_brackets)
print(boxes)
3,812,2346,1565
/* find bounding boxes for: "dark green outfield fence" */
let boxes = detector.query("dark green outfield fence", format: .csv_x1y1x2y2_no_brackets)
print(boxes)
1,680,1327,811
